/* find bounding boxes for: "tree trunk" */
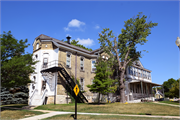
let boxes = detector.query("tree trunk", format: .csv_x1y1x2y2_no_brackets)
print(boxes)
98,93,100,105
119,70,126,103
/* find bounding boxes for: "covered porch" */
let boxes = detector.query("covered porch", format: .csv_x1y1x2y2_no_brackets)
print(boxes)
128,80,162,102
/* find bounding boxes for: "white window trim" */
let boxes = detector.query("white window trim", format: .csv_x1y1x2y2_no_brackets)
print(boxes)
66,52,72,68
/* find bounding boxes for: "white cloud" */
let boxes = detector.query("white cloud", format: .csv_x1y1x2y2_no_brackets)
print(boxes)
77,38,94,47
64,19,85,31
95,25,100,29
64,27,70,31
68,19,85,27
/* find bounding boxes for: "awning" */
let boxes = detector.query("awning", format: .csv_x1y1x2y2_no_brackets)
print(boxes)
129,80,162,86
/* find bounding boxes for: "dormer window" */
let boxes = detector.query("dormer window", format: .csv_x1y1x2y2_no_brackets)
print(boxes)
102,56,105,59
80,57,84,71
106,56,108,60
36,43,39,50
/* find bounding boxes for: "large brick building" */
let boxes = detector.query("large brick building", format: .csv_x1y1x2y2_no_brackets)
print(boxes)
29,34,162,105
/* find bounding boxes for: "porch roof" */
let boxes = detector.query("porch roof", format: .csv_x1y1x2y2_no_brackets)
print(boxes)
129,80,162,86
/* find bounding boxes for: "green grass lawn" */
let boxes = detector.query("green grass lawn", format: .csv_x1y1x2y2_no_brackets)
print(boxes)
159,101,180,105
42,114,175,120
1,104,47,119
1,109,46,119
35,102,180,116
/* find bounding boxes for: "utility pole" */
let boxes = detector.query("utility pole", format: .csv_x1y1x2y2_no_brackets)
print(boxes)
75,52,77,120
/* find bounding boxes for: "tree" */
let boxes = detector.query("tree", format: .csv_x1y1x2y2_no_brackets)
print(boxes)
61,39,92,51
1,31,36,88
169,79,179,98
87,56,117,104
98,12,158,103
162,78,176,98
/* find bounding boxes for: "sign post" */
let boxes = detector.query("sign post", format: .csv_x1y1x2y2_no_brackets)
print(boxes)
73,84,79,120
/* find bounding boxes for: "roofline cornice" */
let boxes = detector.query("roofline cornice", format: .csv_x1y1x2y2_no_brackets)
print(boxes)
52,41,98,58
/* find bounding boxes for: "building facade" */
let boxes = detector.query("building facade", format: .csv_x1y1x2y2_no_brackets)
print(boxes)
28,34,161,105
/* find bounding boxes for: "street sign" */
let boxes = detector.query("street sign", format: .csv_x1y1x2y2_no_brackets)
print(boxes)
73,84,79,96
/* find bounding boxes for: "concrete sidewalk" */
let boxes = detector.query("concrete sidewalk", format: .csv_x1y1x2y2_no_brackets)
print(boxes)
153,102,180,107
19,109,180,120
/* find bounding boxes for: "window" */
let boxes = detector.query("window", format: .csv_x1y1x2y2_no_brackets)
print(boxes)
130,66,133,75
35,54,38,59
80,78,84,91
148,72,151,79
33,76,36,82
32,76,36,90
36,43,39,50
66,53,71,68
91,79,94,85
91,60,96,72
80,57,84,70
45,45,48,48
143,71,145,78
102,56,105,59
133,68,136,76
128,67,130,74
106,56,108,60
43,58,48,68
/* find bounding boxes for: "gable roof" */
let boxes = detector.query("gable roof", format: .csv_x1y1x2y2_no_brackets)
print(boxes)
33,34,101,55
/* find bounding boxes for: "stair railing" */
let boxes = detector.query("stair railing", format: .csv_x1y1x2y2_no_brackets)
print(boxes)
58,61,88,103
29,89,38,105
41,89,48,105
40,60,88,103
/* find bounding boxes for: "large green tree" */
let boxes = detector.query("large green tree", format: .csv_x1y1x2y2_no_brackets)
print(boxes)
98,12,158,103
87,56,117,104
169,79,179,98
163,78,177,98
1,31,36,88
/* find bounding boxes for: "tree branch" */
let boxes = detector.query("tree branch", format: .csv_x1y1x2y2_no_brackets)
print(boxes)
114,37,121,69
126,55,138,66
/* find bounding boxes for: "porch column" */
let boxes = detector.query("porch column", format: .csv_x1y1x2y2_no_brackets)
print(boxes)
150,84,152,101
146,83,148,100
141,81,143,100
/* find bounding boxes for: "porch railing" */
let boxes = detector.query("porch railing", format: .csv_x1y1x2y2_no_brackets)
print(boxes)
41,60,74,77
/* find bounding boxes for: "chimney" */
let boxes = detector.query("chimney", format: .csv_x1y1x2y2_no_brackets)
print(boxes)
66,36,71,44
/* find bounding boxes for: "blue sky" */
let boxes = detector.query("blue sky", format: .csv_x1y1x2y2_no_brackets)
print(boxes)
1,1,179,85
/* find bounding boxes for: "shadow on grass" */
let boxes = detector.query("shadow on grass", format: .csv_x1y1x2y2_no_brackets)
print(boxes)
88,102,107,105
1,107,21,112
1,104,29,112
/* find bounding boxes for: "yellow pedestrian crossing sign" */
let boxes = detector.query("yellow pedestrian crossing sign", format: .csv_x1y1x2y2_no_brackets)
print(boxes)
73,84,79,96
